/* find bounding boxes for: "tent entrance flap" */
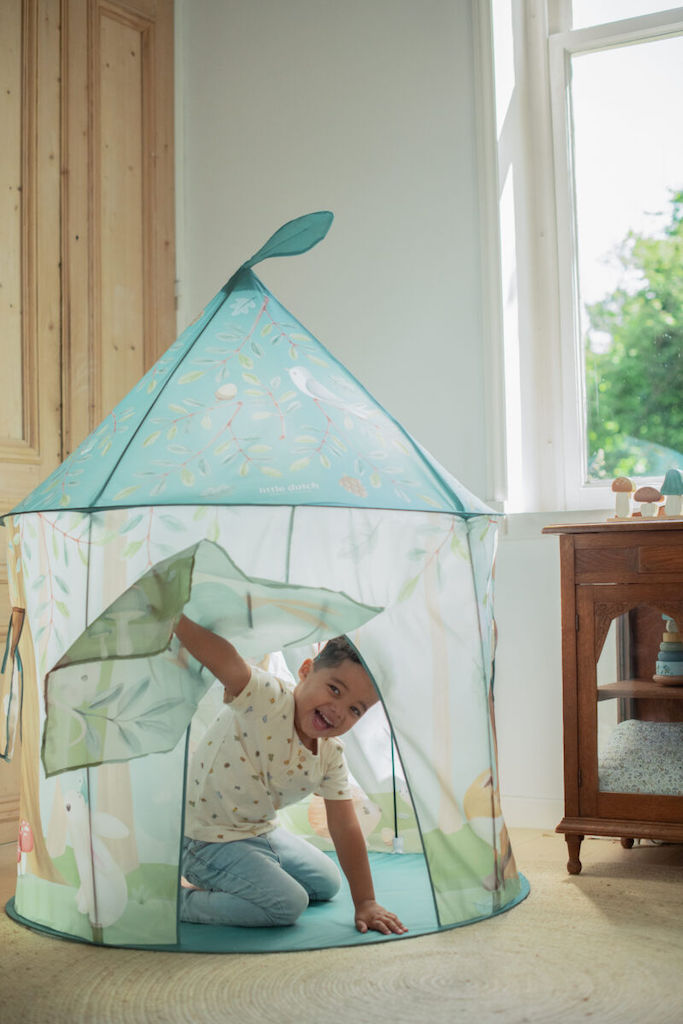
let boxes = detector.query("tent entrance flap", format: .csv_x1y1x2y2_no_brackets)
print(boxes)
42,539,384,778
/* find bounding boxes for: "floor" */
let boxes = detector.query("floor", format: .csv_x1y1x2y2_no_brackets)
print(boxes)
2,830,683,1023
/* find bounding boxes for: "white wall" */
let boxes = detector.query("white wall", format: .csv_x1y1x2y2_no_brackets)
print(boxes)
176,0,568,828
494,517,565,827
177,0,490,498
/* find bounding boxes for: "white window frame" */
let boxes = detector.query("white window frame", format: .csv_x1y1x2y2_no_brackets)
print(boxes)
481,1,683,514
549,4,683,512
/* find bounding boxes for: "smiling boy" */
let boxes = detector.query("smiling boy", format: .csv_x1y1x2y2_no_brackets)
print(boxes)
175,615,406,936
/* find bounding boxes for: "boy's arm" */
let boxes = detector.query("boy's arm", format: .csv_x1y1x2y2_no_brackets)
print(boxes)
174,614,251,699
324,798,407,935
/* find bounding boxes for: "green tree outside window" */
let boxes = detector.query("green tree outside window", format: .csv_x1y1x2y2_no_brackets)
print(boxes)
585,190,683,481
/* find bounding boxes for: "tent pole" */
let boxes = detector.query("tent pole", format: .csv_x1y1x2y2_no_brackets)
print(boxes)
390,732,403,853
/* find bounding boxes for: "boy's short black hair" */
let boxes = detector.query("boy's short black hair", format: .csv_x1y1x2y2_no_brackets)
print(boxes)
312,636,362,670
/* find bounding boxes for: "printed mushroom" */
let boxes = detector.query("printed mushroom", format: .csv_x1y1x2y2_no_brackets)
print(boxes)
611,476,634,518
17,819,34,875
660,468,683,517
18,819,33,852
633,485,663,517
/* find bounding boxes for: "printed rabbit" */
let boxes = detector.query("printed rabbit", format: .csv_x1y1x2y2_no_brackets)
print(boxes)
64,789,129,928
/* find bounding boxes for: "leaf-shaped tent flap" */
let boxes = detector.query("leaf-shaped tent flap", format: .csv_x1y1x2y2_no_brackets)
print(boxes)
55,548,195,666
42,539,383,777
242,210,334,269
182,541,383,658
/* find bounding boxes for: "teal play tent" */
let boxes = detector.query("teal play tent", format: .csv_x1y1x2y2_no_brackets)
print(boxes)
1,213,528,951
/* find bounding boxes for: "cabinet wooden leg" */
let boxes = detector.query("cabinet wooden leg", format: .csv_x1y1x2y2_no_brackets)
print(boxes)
620,837,635,849
565,834,584,874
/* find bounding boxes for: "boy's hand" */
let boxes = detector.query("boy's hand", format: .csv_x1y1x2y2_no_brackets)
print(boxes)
140,567,188,624
354,899,408,936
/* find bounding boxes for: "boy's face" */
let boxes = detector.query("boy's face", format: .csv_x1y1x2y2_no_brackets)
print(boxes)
293,656,377,751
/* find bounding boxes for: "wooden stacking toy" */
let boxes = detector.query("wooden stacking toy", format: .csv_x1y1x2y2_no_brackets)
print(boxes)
653,616,683,685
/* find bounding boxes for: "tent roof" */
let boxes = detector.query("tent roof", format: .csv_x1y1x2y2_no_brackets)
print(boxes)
8,213,493,520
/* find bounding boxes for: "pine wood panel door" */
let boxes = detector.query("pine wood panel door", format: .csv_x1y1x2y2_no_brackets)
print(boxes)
0,0,175,844
0,0,62,845
63,0,176,453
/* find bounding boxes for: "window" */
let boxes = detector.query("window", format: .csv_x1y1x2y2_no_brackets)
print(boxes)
488,1,683,512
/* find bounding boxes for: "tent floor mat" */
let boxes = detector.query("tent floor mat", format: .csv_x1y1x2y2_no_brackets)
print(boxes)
5,853,530,953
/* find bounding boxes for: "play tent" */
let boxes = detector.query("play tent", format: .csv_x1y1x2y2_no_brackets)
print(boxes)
1,213,528,951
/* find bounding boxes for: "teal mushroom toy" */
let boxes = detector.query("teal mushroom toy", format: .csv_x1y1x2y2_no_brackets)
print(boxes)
661,468,683,517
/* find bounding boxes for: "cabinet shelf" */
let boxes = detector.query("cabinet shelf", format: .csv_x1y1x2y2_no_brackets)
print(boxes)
598,679,683,701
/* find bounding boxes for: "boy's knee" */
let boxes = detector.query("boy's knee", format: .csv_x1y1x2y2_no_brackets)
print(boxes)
314,863,342,902
270,885,309,926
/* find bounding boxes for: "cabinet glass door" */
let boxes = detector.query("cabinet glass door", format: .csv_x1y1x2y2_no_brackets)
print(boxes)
592,595,683,803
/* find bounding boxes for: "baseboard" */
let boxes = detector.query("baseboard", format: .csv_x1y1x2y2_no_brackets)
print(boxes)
501,794,564,830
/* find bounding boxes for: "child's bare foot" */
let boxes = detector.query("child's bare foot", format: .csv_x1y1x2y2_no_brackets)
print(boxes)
180,876,200,891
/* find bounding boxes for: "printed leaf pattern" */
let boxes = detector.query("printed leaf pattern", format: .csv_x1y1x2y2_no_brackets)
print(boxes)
11,264,490,518
43,652,205,776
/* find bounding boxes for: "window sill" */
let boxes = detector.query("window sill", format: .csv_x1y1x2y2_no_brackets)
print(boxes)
499,508,611,543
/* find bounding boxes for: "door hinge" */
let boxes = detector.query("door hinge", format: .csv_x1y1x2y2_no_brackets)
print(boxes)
578,768,583,787
576,614,580,631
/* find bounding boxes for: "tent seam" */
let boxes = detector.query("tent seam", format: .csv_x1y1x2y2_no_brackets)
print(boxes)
89,287,233,509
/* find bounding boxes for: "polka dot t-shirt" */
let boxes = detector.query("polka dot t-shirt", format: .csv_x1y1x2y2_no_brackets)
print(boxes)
185,665,352,842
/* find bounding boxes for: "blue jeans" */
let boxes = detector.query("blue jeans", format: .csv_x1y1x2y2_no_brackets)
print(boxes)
180,827,342,927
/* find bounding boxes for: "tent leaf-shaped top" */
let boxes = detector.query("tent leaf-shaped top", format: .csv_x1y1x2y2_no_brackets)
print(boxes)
9,213,492,518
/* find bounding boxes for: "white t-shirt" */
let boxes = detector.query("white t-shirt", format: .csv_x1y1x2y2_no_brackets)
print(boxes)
184,665,352,842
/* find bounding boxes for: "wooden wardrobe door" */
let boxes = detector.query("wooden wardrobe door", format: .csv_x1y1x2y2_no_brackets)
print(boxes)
0,0,62,843
63,0,176,452
0,0,175,843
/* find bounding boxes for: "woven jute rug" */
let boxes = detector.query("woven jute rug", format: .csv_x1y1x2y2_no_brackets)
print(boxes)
2,830,682,1024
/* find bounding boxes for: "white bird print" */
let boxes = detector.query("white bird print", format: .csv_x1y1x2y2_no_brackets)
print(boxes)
288,366,373,419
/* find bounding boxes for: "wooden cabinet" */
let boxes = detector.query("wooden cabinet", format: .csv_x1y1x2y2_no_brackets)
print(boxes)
543,521,683,874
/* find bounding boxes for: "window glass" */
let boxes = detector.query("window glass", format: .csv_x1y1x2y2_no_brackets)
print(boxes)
572,1,676,28
571,33,683,481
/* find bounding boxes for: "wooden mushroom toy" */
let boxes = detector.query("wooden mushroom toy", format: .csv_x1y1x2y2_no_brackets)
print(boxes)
611,476,634,518
660,468,683,517
633,485,663,517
